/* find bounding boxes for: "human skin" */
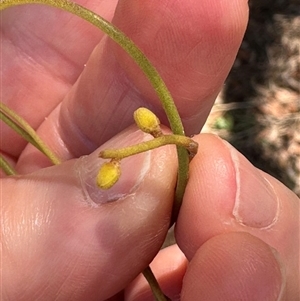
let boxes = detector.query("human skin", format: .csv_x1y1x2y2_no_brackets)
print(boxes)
1,0,299,300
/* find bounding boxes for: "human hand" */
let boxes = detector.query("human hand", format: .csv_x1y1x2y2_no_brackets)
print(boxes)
126,133,299,300
1,0,298,300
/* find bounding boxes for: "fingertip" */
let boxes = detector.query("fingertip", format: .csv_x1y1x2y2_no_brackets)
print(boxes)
176,133,298,299
176,134,237,258
181,232,284,301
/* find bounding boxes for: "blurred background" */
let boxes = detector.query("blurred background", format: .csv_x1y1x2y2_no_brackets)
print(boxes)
203,0,300,197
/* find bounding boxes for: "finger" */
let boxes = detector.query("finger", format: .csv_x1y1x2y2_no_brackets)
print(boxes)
1,0,117,156
125,244,187,301
181,232,284,301
2,126,177,301
16,0,249,171
112,0,249,130
176,134,299,299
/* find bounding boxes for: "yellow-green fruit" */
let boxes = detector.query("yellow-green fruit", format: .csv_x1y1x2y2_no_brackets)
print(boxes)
96,160,121,189
133,107,162,137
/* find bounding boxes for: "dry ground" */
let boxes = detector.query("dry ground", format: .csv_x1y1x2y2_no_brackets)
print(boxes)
203,0,300,197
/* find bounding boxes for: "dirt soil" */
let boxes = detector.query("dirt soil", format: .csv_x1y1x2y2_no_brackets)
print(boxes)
203,0,300,197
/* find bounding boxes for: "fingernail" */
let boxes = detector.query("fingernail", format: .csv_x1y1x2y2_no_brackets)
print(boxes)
75,130,151,205
223,140,279,228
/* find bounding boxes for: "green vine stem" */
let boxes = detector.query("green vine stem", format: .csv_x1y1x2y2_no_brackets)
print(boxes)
0,0,189,221
0,155,17,175
99,135,198,160
0,102,61,165
143,266,171,301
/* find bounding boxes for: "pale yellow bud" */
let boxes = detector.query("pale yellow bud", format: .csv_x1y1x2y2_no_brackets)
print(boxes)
96,160,121,189
133,107,162,137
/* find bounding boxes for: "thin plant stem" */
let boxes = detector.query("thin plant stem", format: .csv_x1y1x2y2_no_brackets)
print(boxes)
0,155,17,175
142,266,171,301
0,102,61,165
0,0,189,221
99,134,198,160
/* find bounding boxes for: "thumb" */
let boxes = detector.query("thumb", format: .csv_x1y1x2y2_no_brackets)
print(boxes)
2,126,177,301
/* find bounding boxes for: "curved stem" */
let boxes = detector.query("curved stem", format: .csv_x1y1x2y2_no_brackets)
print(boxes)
143,267,171,301
0,102,61,165
0,155,17,175
99,135,198,160
0,0,189,220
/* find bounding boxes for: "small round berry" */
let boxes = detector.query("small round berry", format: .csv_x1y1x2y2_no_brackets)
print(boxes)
133,107,162,137
96,160,121,189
